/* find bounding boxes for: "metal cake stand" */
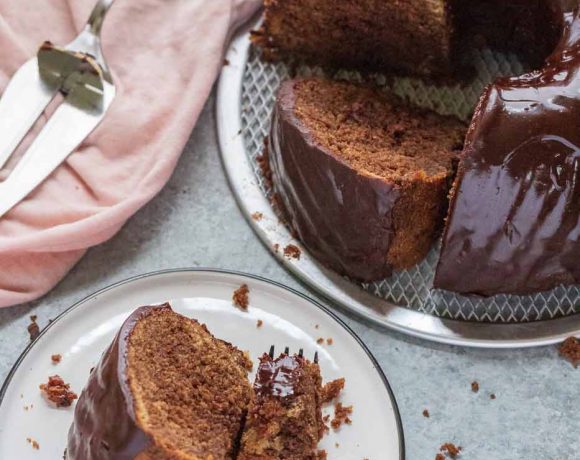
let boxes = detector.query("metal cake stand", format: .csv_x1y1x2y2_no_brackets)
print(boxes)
216,18,580,348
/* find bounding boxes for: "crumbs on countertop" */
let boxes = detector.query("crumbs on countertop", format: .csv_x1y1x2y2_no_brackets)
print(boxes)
232,284,249,310
27,315,40,342
559,336,580,367
423,409,430,418
39,375,77,408
471,381,479,393
440,442,462,458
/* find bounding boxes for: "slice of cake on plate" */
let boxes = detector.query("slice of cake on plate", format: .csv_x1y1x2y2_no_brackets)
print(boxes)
67,304,253,460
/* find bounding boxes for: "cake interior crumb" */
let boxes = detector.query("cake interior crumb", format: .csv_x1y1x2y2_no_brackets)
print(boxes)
331,402,353,429
251,211,264,221
283,244,301,259
28,315,40,342
321,378,345,404
232,284,250,310
39,375,77,408
559,336,580,367
27,437,40,450
440,442,462,458
51,354,62,364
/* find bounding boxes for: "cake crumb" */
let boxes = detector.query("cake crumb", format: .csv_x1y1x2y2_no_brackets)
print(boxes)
27,437,39,450
232,284,250,310
317,337,324,344
423,409,430,418
440,443,462,458
27,315,40,342
331,402,353,429
559,336,580,367
283,244,301,260
435,454,445,460
471,381,479,393
242,351,253,371
251,211,263,221
490,393,496,400
256,319,263,328
326,337,333,345
257,148,273,191
51,354,62,364
317,450,327,460
39,375,77,408
321,378,345,403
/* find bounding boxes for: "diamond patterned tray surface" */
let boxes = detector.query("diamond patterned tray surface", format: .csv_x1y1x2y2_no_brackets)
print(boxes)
240,46,580,323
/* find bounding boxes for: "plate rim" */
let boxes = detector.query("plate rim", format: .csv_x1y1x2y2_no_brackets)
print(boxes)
0,267,406,460
215,17,580,349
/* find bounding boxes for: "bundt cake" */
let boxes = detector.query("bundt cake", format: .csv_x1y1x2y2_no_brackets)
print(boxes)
435,6,580,295
238,352,325,460
268,77,466,281
253,0,562,78
66,304,253,460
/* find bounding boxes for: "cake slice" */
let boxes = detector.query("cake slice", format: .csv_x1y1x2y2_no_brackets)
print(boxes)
252,0,454,77
67,304,253,460
253,0,562,78
268,77,465,281
238,352,325,460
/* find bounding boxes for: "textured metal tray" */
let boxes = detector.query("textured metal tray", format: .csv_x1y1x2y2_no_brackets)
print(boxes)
216,18,580,347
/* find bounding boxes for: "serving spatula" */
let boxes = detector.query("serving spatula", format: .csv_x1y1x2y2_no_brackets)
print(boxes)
0,0,116,218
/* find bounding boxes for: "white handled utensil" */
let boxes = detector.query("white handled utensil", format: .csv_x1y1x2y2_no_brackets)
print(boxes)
0,0,116,218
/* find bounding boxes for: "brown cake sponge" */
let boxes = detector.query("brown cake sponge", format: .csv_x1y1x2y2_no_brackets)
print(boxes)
268,77,465,280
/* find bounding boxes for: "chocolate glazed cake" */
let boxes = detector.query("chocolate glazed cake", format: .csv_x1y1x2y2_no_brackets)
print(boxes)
268,77,465,281
238,352,324,460
435,4,580,296
66,304,253,460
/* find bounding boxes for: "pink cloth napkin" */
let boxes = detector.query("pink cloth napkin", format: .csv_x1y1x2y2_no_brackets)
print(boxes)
0,0,261,307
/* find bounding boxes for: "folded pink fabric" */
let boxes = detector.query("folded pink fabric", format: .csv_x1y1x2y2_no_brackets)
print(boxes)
0,0,261,307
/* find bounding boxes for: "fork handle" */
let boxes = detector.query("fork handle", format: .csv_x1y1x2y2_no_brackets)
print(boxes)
87,0,116,37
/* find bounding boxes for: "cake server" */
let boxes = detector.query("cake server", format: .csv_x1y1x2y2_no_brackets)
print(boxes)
0,0,116,219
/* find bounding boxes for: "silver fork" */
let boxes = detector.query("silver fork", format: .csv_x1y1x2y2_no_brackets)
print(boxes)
0,0,116,218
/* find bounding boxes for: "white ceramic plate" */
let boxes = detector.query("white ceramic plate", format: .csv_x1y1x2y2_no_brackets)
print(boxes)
0,269,404,459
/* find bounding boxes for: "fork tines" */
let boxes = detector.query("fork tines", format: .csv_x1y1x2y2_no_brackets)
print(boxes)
268,345,318,363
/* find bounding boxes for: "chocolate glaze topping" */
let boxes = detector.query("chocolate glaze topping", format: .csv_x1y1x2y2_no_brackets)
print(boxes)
254,353,303,398
66,304,171,460
269,81,399,281
435,4,580,296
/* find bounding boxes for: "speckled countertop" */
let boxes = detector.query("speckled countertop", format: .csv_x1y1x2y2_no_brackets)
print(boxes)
0,93,578,460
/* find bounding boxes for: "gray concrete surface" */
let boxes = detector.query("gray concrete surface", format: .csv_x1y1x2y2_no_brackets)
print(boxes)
0,93,578,460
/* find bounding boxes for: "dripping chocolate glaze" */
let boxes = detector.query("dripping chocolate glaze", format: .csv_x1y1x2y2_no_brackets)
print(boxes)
66,305,168,460
435,4,580,296
254,354,303,398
